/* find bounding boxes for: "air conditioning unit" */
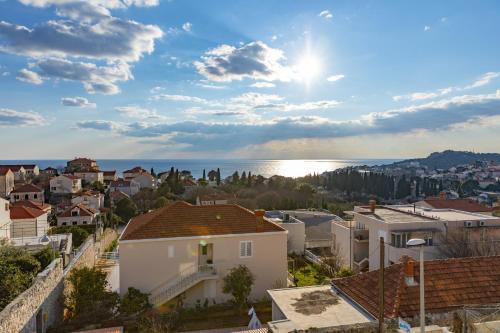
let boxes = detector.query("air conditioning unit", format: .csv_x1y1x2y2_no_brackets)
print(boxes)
477,221,486,227
464,221,474,228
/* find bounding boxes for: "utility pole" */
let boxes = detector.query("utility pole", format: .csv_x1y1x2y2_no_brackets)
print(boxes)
379,236,385,333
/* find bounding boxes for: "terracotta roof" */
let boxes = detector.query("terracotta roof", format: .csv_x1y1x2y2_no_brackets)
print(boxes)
10,200,51,212
123,166,146,174
333,256,500,319
103,170,116,176
10,205,46,219
11,183,43,193
110,179,134,187
422,198,494,212
58,203,98,217
21,164,37,169
0,167,13,176
121,201,285,241
61,174,81,180
0,165,24,171
110,190,129,201
43,167,57,171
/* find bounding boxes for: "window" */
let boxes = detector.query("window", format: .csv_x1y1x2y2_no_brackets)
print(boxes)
83,221,87,225
71,211,78,217
168,245,175,258
24,194,29,200
51,187,57,191
201,244,208,255
240,241,252,258
62,222,67,226
72,221,78,225
391,232,410,248
14,195,19,200
34,194,38,199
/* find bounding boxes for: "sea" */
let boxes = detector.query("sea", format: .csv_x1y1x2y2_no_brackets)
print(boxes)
0,159,399,179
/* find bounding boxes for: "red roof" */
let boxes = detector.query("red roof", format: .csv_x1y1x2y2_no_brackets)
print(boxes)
422,198,494,212
121,201,285,241
0,165,24,172
11,183,43,193
58,203,97,217
333,256,500,319
10,200,51,212
123,166,146,174
0,167,13,176
10,206,46,219
103,170,117,176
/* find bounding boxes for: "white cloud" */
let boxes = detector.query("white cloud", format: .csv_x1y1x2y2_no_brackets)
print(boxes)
318,10,333,19
250,81,276,88
271,35,278,41
182,22,192,32
115,105,167,120
424,25,431,31
150,94,208,103
195,41,296,82
0,108,47,127
464,72,500,89
16,68,43,84
61,96,96,107
326,74,345,82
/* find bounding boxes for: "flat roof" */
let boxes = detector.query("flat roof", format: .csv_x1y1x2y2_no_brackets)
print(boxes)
397,205,497,221
363,208,433,223
267,285,373,332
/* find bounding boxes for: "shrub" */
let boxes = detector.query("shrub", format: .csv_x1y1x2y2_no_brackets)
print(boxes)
222,265,254,311
34,247,58,270
120,287,150,316
50,226,89,248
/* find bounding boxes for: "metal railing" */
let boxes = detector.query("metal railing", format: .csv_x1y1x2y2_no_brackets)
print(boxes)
304,249,324,265
98,252,119,260
149,264,217,306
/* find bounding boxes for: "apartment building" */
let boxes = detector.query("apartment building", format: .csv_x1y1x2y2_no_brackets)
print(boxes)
10,205,49,238
334,201,500,272
50,174,82,194
119,201,288,307
57,203,99,226
71,190,104,212
0,167,15,197
73,171,104,184
66,157,98,172
10,184,44,203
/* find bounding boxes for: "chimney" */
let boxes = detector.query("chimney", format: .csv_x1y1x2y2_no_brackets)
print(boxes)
369,200,376,213
439,191,446,200
403,257,417,286
255,209,265,231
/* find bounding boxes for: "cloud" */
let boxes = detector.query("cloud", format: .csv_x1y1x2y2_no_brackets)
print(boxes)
150,94,208,103
194,41,295,82
464,72,500,89
424,25,431,31
250,81,276,88
28,58,132,94
76,119,122,131
0,108,47,127
318,10,333,19
16,68,43,84
61,96,96,107
326,74,344,82
115,105,167,120
76,91,500,151
182,22,192,32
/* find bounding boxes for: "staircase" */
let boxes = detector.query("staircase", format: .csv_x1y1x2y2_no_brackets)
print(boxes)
149,264,218,307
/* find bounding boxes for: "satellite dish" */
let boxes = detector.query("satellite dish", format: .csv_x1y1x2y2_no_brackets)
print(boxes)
40,234,50,246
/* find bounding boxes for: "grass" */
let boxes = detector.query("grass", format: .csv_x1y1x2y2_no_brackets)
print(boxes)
175,300,272,331
288,257,329,287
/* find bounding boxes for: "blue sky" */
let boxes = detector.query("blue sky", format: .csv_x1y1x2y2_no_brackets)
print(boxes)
1,0,500,159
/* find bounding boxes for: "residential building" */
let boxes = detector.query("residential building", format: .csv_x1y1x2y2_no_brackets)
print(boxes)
66,157,98,172
0,167,15,197
10,200,51,213
50,174,82,194
110,190,130,206
416,195,494,215
41,167,58,177
196,193,233,206
109,179,140,196
20,164,40,177
0,165,26,181
0,198,12,242
337,201,500,272
74,170,104,184
130,172,156,189
266,211,306,254
57,203,99,226
119,201,287,307
71,190,104,211
103,170,118,184
123,166,147,179
10,205,49,238
10,184,44,203
332,256,500,321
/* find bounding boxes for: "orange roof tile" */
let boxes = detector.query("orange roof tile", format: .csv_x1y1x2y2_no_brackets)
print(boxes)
10,200,51,212
10,206,46,219
11,183,43,193
58,203,98,217
121,201,285,241
422,198,494,212
333,256,500,319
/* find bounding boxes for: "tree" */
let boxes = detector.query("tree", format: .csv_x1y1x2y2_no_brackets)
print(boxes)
150,167,156,177
222,265,254,311
120,287,150,316
50,226,89,248
115,197,138,222
437,228,500,258
216,168,221,185
90,181,105,193
66,267,119,321
154,196,169,209
208,170,217,182
34,247,57,270
231,171,240,185
202,169,206,181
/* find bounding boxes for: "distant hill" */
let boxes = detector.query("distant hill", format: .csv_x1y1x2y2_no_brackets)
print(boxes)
390,150,500,170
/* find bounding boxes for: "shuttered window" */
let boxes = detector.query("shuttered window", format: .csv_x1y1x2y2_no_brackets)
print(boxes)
240,241,252,258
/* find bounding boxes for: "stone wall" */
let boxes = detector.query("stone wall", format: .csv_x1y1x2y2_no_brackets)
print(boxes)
0,258,64,333
98,228,118,254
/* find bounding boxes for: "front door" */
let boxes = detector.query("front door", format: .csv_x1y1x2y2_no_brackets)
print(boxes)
198,243,213,265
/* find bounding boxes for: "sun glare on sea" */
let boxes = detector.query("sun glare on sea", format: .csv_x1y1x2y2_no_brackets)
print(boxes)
275,160,342,178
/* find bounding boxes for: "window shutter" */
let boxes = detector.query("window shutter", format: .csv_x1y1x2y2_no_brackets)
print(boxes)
240,242,246,257
246,241,252,257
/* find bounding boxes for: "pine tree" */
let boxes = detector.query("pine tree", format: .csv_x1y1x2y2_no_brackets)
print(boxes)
202,169,206,180
216,168,221,185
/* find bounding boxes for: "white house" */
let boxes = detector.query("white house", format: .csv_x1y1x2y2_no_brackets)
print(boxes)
123,166,147,179
0,198,12,242
130,173,156,189
20,164,40,177
50,174,82,194
109,179,140,196
10,205,49,238
0,167,15,197
10,184,45,203
103,170,118,184
73,171,104,184
71,190,104,212
0,165,26,182
57,203,99,226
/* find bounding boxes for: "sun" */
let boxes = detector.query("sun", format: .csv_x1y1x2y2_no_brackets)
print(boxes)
296,53,322,85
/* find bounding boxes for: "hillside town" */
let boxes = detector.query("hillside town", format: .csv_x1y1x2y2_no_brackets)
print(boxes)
0,154,499,333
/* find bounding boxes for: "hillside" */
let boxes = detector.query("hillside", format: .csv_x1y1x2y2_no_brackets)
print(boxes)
390,150,500,170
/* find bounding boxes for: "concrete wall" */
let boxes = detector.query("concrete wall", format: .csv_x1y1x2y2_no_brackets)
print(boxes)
12,214,49,238
119,231,287,304
0,259,64,333
279,221,305,254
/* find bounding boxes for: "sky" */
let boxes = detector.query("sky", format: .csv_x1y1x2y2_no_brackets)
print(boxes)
1,0,500,159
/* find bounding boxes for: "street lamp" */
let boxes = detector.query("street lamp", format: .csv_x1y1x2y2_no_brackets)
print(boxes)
407,238,426,333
